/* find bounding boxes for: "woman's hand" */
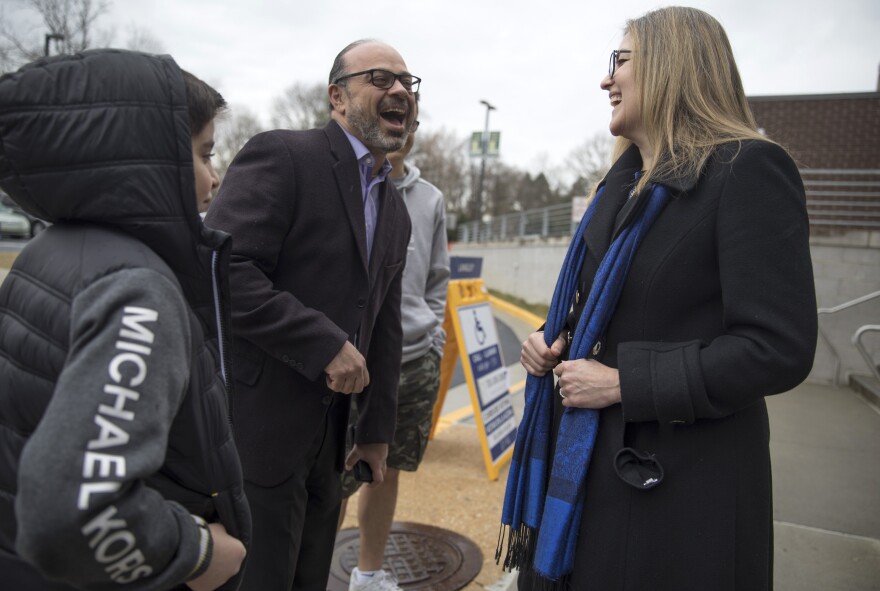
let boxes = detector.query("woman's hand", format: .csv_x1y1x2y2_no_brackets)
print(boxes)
554,359,621,409
520,330,567,376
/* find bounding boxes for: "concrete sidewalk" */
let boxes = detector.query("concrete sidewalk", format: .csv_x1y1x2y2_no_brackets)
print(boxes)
770,382,880,590
338,303,880,590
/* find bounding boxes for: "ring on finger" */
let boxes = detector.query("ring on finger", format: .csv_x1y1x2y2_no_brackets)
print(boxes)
558,386,566,399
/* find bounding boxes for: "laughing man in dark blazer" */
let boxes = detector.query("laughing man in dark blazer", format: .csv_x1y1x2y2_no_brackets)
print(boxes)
204,40,415,591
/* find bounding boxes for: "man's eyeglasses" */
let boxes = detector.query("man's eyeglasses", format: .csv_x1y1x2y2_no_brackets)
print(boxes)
333,69,421,94
608,49,632,79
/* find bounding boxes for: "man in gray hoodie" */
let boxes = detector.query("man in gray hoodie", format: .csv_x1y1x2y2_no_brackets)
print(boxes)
340,115,450,591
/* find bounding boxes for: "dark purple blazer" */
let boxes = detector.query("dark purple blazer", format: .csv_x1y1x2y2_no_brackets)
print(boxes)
205,121,411,487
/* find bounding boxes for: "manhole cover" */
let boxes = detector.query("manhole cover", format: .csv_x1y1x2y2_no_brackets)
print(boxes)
328,521,482,591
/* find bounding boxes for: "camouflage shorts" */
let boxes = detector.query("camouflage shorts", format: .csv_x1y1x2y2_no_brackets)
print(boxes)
341,349,441,498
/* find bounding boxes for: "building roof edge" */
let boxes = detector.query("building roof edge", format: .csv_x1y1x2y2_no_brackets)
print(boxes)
748,91,880,102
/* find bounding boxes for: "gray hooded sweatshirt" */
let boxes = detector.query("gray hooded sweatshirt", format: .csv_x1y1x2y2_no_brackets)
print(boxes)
392,164,450,363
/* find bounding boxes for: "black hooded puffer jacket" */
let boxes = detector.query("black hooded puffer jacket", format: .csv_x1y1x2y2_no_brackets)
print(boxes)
0,50,250,590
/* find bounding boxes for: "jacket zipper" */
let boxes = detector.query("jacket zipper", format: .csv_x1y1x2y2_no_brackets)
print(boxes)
210,249,233,425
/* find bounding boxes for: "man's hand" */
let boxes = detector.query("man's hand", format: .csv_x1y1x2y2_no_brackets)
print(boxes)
324,341,370,394
520,330,567,376
186,523,246,591
344,442,389,488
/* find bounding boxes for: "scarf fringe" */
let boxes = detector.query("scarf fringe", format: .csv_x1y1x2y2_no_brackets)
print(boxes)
498,524,574,591
495,522,536,572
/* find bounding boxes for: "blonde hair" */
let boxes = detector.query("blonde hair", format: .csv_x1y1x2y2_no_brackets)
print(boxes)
612,6,767,195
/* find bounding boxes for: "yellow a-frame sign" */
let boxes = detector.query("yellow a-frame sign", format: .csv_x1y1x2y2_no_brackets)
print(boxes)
430,260,517,481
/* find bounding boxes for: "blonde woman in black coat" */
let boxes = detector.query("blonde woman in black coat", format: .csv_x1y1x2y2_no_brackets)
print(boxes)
507,7,817,590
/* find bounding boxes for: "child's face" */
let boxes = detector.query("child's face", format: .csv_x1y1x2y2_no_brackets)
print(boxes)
192,120,219,213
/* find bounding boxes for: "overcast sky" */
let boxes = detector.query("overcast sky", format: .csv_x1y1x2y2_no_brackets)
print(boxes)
22,0,880,174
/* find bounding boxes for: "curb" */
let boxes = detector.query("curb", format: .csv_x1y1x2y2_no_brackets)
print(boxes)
488,294,544,329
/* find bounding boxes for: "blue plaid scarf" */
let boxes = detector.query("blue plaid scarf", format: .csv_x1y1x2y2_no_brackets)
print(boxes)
497,181,671,583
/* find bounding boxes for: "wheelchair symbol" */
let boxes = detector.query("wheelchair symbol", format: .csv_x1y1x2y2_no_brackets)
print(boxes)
472,310,487,346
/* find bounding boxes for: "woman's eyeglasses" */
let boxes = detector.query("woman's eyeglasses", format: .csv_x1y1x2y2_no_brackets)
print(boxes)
609,49,632,79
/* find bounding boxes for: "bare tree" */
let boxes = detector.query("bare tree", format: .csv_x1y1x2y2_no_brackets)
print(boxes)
483,161,523,217
0,37,14,73
0,0,112,71
125,23,164,54
270,82,329,130
408,126,470,217
214,106,266,182
565,132,615,190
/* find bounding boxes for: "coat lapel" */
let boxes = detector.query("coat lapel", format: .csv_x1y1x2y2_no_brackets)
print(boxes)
585,145,643,258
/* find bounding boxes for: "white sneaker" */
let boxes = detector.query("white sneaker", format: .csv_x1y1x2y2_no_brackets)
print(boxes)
348,567,402,591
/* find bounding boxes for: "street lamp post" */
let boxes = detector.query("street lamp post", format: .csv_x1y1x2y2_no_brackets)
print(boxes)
44,33,65,57
475,99,496,221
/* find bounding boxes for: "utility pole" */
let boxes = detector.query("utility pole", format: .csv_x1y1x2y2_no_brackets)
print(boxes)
44,33,65,57
475,99,496,221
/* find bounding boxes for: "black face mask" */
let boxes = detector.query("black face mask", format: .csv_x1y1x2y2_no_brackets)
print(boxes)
614,447,664,490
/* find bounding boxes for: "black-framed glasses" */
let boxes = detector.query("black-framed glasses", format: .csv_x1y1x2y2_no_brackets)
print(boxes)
609,49,632,79
333,69,421,94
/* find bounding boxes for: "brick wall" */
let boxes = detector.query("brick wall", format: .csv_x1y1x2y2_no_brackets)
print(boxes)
749,93,880,237
749,93,880,169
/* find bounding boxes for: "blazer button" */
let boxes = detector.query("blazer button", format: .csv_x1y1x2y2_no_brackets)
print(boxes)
357,298,366,308
282,354,290,363
322,395,332,405
296,362,304,371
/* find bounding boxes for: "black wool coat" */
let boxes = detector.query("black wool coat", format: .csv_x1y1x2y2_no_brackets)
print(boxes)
539,141,817,591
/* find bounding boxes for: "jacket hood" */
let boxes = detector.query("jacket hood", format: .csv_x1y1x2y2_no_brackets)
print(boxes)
394,163,422,192
0,49,223,269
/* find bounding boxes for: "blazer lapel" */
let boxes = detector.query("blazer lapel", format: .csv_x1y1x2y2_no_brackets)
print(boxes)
368,182,397,280
327,122,370,272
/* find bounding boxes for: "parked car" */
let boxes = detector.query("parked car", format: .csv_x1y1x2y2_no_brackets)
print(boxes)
0,203,31,239
0,192,49,237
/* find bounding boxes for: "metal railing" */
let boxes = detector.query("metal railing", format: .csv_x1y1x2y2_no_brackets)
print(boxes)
802,169,880,230
456,202,575,243
853,325,880,383
817,290,880,386
456,168,880,243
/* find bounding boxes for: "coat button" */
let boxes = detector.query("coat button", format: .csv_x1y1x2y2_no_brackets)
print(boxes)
282,355,290,363
322,395,332,405
357,298,366,308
